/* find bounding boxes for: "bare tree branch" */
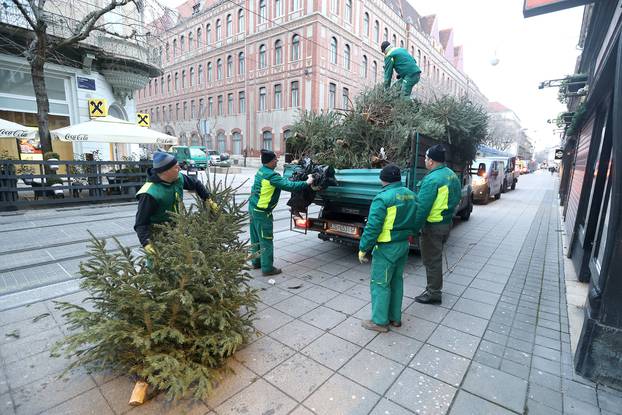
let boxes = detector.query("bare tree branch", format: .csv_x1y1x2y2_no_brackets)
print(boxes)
10,0,38,30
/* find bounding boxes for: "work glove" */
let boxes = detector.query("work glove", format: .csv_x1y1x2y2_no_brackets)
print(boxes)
207,198,219,212
358,251,369,264
144,243,156,256
306,175,314,186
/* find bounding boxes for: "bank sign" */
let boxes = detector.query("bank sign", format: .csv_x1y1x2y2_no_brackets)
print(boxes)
523,0,593,17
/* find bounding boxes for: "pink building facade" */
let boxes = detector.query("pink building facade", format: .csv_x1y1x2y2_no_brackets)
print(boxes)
137,0,487,161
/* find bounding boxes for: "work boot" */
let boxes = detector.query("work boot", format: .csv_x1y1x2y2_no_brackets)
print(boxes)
415,290,442,304
361,320,389,333
390,321,402,328
262,267,282,276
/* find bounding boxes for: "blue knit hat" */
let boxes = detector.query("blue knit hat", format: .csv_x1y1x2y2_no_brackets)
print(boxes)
152,151,177,173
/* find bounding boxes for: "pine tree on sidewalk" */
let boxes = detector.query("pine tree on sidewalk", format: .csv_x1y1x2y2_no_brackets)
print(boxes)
52,178,259,400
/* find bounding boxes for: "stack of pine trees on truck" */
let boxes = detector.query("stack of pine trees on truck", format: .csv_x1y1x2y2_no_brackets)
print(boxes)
283,86,489,246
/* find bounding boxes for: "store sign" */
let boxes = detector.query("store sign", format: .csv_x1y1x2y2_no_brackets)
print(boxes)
88,98,108,118
555,149,564,160
523,0,593,18
77,77,96,91
137,113,150,127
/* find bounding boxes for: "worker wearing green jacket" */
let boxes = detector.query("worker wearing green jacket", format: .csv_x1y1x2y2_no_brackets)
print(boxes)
249,149,314,276
381,41,422,96
358,165,417,332
413,145,462,304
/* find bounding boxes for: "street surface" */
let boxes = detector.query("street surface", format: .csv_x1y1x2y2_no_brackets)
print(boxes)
1,171,621,414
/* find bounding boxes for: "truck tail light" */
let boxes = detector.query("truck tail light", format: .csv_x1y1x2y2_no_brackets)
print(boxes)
294,218,311,229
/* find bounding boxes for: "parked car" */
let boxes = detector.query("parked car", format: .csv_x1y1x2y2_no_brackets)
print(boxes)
192,146,221,166
487,156,518,192
471,158,504,204
516,159,529,175
168,146,207,169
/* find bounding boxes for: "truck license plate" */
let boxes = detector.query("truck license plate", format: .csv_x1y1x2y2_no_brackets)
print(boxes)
329,223,358,235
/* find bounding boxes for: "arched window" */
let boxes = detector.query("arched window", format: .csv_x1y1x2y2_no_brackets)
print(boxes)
207,62,213,81
189,66,194,86
238,52,245,74
275,0,282,16
330,0,338,14
226,55,233,77
374,20,379,43
180,35,185,53
217,132,226,153
262,130,273,150
173,39,177,56
238,9,244,33
188,32,194,49
292,0,300,9
217,58,223,79
197,27,202,47
226,14,232,37
167,74,171,92
259,0,266,23
345,0,352,22
259,44,267,68
372,60,377,80
362,55,368,78
344,44,350,70
181,70,186,88
384,27,388,41
259,87,267,111
216,19,222,41
154,79,158,95
165,42,170,61
198,64,203,84
160,76,164,94
274,84,282,109
400,39,404,48
292,34,300,60
275,39,283,65
392,34,396,46
148,80,152,96
174,72,179,90
232,132,242,155
363,13,369,36
206,24,211,44
330,37,338,64
291,81,299,107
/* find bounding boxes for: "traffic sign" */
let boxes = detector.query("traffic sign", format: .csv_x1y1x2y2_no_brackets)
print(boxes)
137,113,150,127
88,98,108,118
555,149,564,160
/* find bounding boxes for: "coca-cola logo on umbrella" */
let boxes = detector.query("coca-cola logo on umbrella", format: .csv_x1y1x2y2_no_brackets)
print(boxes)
0,129,31,138
65,134,89,141
156,137,175,144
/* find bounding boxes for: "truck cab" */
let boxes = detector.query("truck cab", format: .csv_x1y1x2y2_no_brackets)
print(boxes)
168,146,208,169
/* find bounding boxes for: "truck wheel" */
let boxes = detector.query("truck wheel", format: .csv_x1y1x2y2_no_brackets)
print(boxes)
511,179,516,190
495,187,501,200
501,180,507,193
460,203,472,221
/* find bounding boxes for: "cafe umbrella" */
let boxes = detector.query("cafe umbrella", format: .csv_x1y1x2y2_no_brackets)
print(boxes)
0,118,38,139
51,116,178,145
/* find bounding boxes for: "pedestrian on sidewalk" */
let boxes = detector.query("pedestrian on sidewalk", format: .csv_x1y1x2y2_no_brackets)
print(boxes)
413,145,461,305
381,41,422,96
249,149,314,276
358,164,417,332
134,151,216,254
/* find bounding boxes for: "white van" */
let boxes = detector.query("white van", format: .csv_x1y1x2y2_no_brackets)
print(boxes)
471,158,504,204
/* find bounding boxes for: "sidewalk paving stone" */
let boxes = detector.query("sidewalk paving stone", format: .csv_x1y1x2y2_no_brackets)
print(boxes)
303,373,380,415
339,349,404,394
387,367,457,415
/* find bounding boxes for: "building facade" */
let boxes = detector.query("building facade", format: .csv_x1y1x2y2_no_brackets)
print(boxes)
137,0,487,162
487,101,534,160
0,0,161,161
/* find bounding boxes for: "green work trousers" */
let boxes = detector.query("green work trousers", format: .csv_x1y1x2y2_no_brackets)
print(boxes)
370,241,409,325
400,73,421,96
420,223,451,295
249,209,274,273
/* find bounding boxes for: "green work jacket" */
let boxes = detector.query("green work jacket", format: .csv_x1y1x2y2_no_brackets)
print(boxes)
359,181,417,252
249,166,308,213
413,165,461,234
136,172,184,224
384,47,422,88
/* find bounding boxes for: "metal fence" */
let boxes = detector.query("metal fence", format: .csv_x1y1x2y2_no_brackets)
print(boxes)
0,160,152,211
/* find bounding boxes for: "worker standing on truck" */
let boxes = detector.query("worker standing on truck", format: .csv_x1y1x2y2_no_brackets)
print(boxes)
249,149,314,276
381,41,422,96
413,145,461,305
358,164,417,332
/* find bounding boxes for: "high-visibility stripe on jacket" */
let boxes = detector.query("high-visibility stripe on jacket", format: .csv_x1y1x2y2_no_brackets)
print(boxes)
359,181,417,252
412,165,461,233
248,165,308,213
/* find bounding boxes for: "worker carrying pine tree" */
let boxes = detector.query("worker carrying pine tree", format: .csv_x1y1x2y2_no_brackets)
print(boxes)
358,164,417,332
134,151,216,254
249,149,314,276
381,41,422,96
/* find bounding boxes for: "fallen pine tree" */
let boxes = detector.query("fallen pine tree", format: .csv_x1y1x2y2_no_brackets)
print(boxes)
286,85,489,168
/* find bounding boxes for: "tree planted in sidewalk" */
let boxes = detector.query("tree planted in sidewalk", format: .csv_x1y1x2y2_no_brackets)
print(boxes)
52,179,259,400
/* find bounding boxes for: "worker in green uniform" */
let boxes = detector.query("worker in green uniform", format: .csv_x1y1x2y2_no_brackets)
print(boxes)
249,149,314,276
358,164,417,332
134,151,217,254
413,145,461,304
381,41,422,96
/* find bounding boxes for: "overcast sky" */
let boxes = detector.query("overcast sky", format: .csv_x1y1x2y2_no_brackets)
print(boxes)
410,0,584,151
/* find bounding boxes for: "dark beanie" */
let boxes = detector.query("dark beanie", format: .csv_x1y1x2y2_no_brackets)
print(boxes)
152,151,177,173
380,164,401,183
381,41,391,53
426,145,446,162
261,149,277,164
